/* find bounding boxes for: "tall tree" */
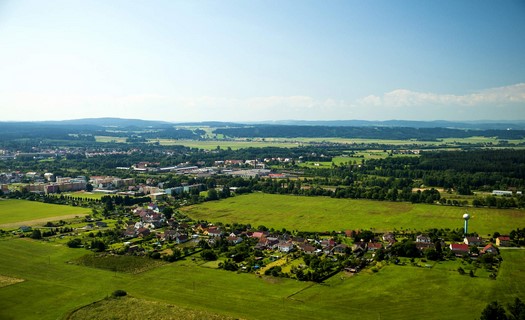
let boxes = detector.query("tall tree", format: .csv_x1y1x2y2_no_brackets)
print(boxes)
480,301,508,320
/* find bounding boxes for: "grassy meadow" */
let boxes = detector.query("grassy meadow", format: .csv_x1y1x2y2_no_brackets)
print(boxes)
68,296,235,320
148,138,300,150
181,193,525,235
0,199,90,228
0,238,523,320
60,191,108,200
94,136,128,143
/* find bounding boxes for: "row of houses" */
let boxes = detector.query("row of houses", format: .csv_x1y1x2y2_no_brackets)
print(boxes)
20,178,87,194
449,243,499,255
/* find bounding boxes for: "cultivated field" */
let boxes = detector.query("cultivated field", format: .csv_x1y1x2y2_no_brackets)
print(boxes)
0,238,523,320
148,138,300,150
181,193,525,235
0,199,90,228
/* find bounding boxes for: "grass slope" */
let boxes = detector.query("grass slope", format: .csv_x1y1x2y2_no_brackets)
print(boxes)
0,199,90,227
73,254,167,274
181,193,525,235
0,238,523,320
67,296,235,320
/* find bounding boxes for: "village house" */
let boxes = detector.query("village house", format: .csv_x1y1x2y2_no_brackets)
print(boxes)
332,243,349,255
251,231,269,239
266,237,280,249
450,243,470,255
19,225,32,232
137,227,151,238
255,237,270,250
227,235,243,245
416,234,432,243
95,221,108,228
382,232,396,243
147,203,160,212
276,240,294,253
321,238,336,254
415,242,434,251
367,242,382,251
206,227,223,238
162,230,178,241
175,234,189,244
464,236,484,246
291,236,306,245
297,243,317,255
352,241,367,252
481,243,499,255
496,236,511,247
124,225,137,238
344,230,355,238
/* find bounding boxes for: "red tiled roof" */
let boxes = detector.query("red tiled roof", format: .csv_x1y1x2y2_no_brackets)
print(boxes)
252,232,264,238
481,243,497,253
368,242,382,249
450,243,469,251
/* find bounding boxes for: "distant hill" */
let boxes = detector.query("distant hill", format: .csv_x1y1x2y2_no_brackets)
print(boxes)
41,117,173,128
214,125,525,140
253,120,525,130
3,118,525,131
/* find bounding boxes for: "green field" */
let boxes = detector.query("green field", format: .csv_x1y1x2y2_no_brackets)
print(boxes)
94,135,525,152
68,296,234,320
60,191,108,200
148,138,300,150
181,193,525,235
94,136,128,143
0,200,91,228
73,254,167,274
0,238,523,320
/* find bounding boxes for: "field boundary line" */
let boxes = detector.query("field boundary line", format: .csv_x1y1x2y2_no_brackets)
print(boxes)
286,283,316,300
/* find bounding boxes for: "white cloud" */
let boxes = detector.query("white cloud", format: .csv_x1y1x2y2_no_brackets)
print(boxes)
357,83,525,108
1,83,524,122
348,83,525,120
0,93,346,122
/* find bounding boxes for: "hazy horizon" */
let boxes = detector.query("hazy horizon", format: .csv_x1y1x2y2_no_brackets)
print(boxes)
1,0,524,122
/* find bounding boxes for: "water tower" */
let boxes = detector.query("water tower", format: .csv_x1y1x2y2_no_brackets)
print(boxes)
463,212,470,235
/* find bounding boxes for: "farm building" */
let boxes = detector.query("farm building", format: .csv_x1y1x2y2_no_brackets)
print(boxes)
496,236,511,247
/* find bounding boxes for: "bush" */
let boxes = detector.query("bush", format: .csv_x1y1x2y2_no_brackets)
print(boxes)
150,252,161,260
30,229,42,239
67,238,82,248
112,290,127,297
200,249,218,261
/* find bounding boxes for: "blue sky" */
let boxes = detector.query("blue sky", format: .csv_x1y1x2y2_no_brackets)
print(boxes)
0,0,524,122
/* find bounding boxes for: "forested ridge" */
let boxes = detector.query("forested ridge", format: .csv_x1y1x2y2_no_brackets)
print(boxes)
364,149,525,190
214,125,525,140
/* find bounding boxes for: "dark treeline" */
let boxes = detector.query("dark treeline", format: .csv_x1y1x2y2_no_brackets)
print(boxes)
0,123,202,145
213,125,525,140
0,123,98,142
363,149,525,191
